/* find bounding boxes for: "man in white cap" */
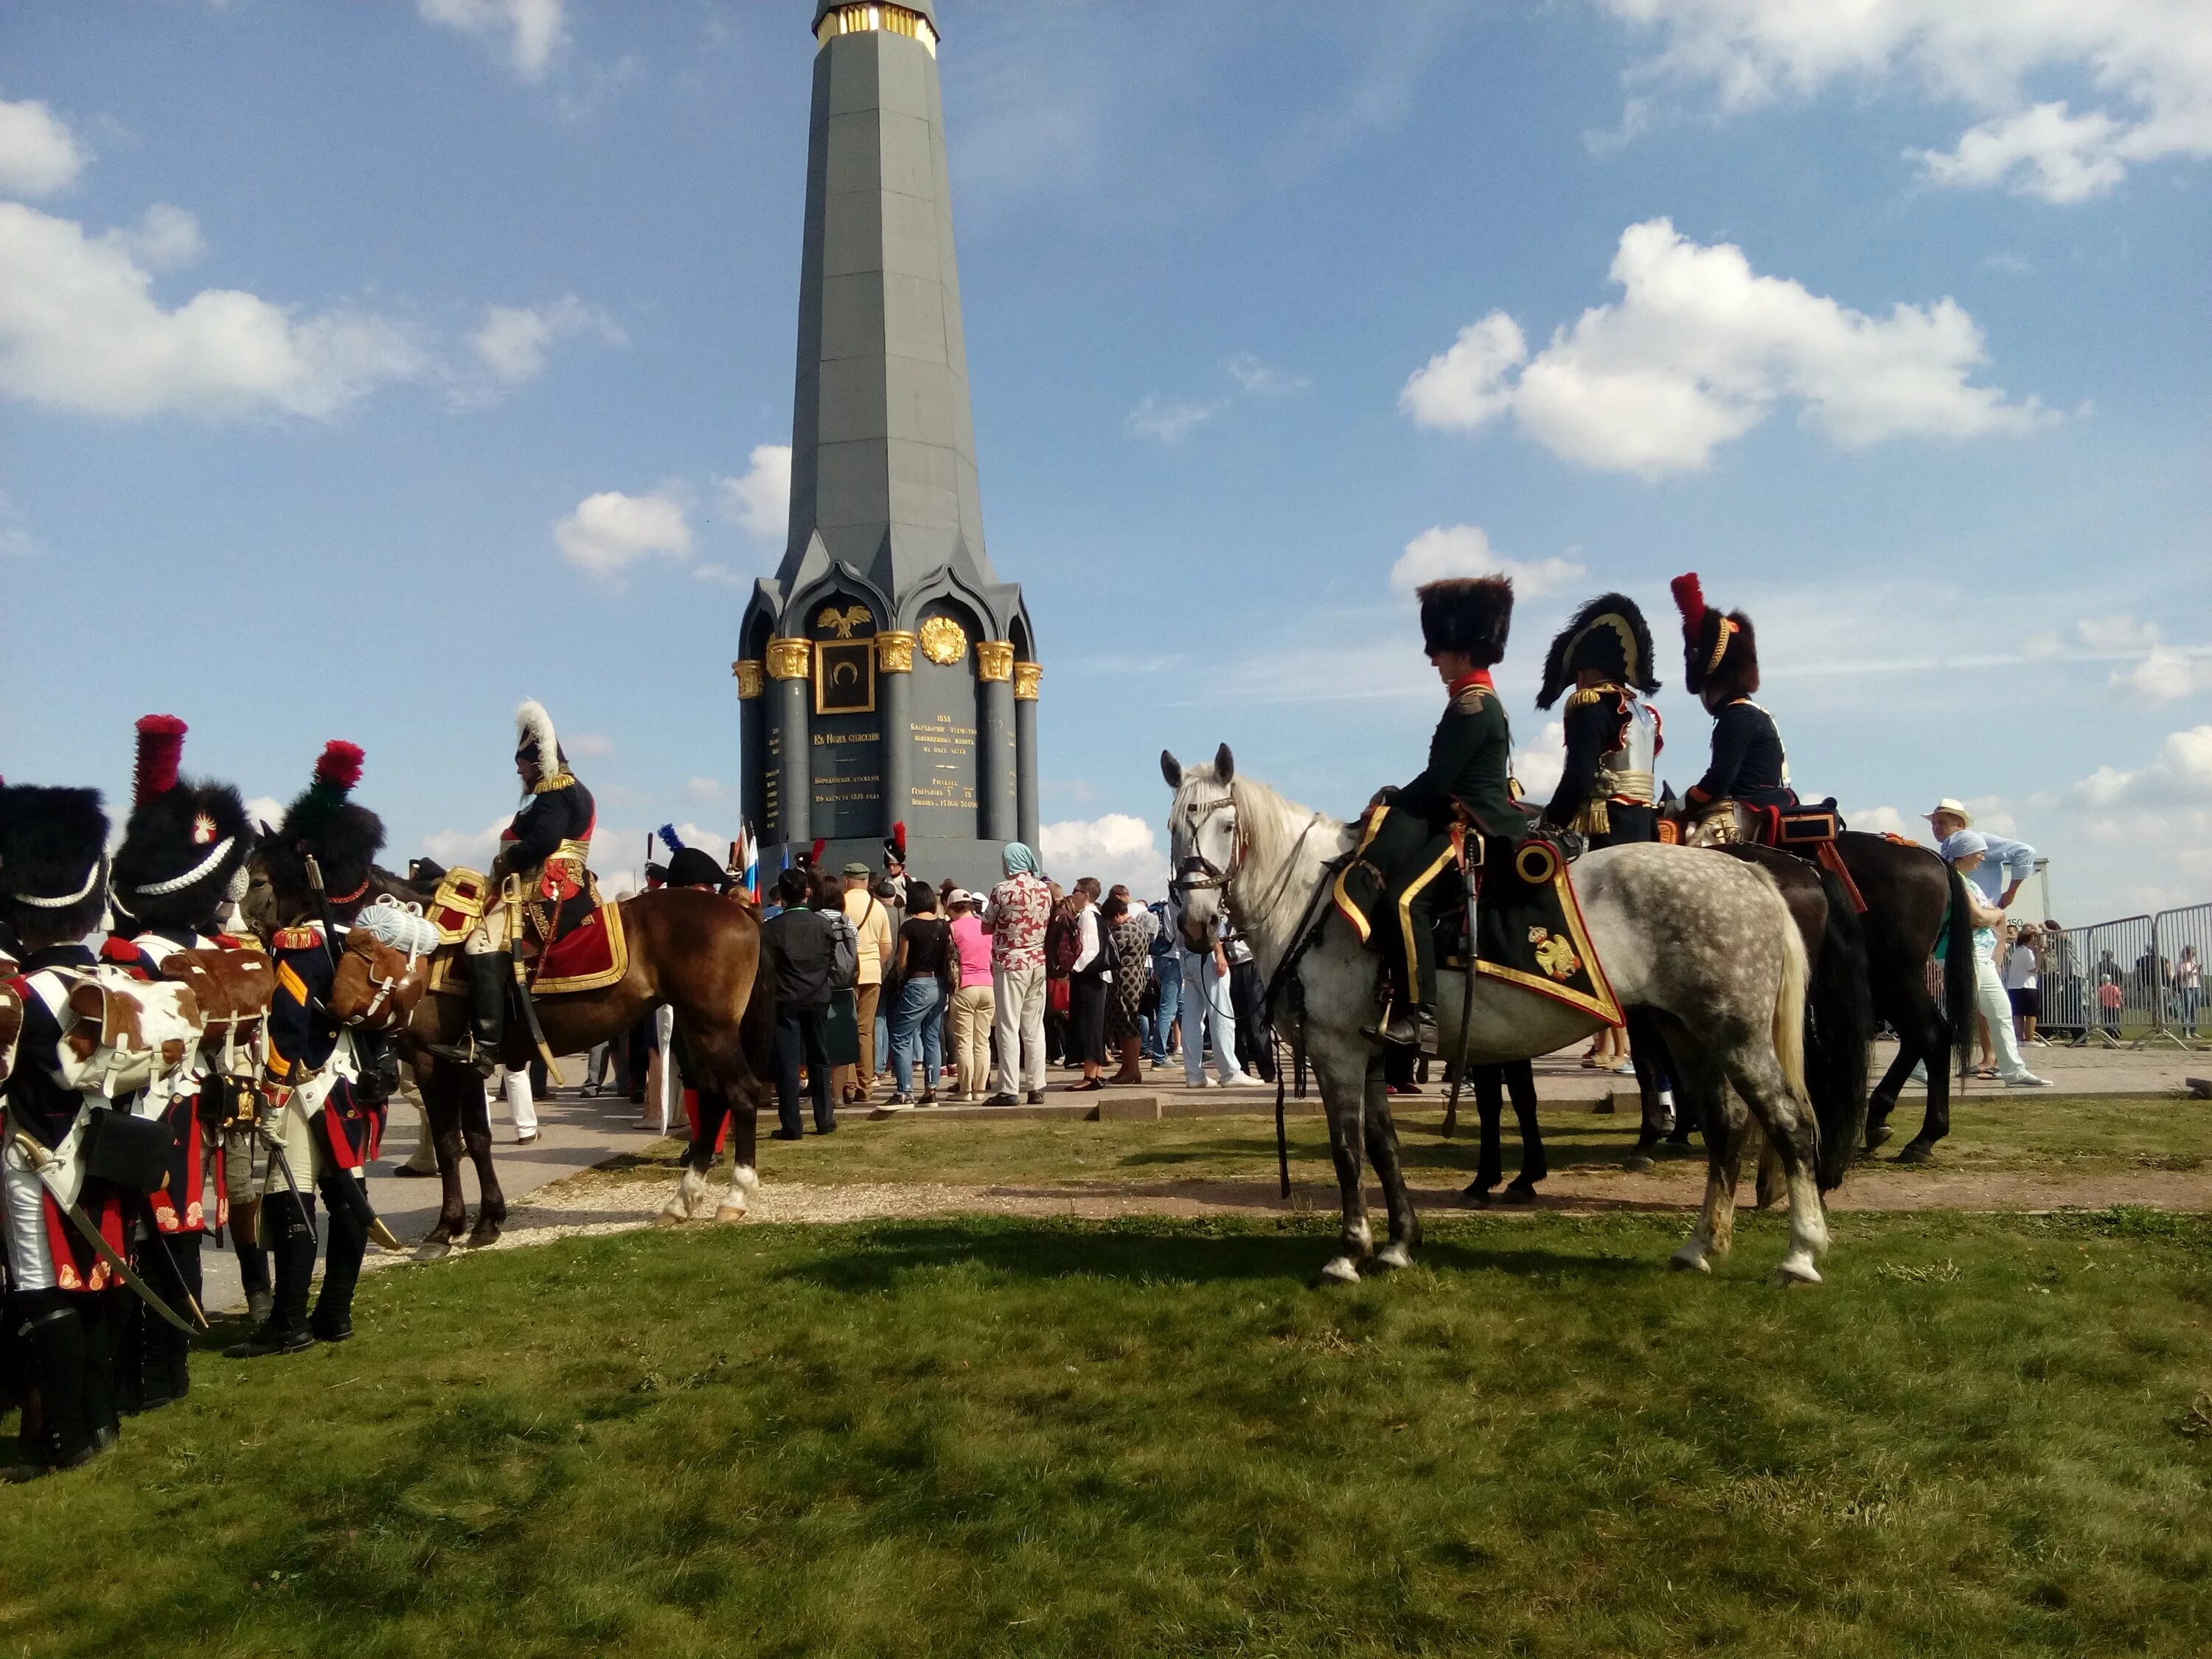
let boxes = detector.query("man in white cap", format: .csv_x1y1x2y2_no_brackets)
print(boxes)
1927,799,2037,910
1946,831,2051,1088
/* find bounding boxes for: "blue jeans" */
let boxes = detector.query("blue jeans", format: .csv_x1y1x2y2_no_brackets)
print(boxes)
1147,959,1182,1061
890,976,945,1096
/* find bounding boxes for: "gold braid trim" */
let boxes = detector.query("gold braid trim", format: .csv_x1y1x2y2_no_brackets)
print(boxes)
532,772,577,795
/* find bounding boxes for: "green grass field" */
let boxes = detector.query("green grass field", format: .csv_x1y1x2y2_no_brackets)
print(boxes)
5,1204,2210,1657
595,1091,2212,1192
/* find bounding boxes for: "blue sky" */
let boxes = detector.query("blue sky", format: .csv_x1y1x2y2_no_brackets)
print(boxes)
2,1,2207,918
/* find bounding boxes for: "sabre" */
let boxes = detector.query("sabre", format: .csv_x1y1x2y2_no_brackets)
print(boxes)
504,877,565,1087
9,1133,204,1334
1442,828,1481,1141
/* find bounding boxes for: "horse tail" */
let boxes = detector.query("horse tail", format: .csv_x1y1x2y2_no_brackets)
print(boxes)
1806,863,1874,1191
1770,883,1810,1106
1941,865,1977,1076
740,925,777,1091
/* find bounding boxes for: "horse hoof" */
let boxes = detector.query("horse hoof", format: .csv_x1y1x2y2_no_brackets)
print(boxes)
465,1225,501,1250
1895,1140,1937,1166
1864,1124,1893,1152
712,1205,748,1225
1313,1257,1361,1287
1502,1181,1538,1206
1371,1243,1413,1272
1622,1153,1655,1173
1773,1257,1823,1287
1464,1185,1495,1208
1669,1248,1711,1274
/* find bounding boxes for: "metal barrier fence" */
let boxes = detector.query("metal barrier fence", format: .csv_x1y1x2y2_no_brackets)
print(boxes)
2153,902,2210,1051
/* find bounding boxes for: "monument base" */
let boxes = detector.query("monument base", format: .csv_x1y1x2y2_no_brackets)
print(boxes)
761,834,1016,899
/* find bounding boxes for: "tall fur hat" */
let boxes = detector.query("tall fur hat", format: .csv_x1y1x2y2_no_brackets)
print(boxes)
1416,577,1514,668
1537,594,1660,709
515,700,565,770
0,785,111,941
1670,572,1759,699
262,741,386,909
111,714,254,931
885,820,907,868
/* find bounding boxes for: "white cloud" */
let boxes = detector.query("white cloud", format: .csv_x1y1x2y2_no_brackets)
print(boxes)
0,200,425,420
2067,726,2212,810
692,563,749,587
1126,394,1226,444
422,817,509,867
1402,218,2051,479
0,489,34,560
1601,0,2212,201
2077,613,2160,653
553,490,692,579
420,0,567,83
1388,524,1585,597
469,295,621,386
717,443,791,542
2111,645,2212,705
1040,813,1172,899
566,731,614,759
1223,352,1310,394
101,204,206,273
1848,804,1916,839
1512,720,1568,800
0,94,87,199
682,776,726,803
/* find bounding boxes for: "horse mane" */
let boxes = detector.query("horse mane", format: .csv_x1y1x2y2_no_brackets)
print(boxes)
1228,772,1346,877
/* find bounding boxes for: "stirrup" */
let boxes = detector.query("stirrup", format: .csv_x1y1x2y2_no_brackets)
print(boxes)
426,1036,495,1077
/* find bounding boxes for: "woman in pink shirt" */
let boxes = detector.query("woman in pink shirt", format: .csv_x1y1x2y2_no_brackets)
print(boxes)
946,891,997,1103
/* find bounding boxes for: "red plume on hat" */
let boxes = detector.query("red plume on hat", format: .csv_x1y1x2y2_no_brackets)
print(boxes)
133,714,188,809
1670,571,1759,698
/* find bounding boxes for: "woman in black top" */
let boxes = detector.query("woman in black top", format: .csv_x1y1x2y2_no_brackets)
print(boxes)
1065,880,1112,1091
887,888,950,1106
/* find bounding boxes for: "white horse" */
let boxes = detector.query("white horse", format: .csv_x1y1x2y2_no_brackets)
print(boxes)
1164,745,1832,1287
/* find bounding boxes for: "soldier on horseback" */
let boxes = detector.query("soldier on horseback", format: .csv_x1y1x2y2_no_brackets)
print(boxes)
102,715,257,1408
430,700,595,1076
1537,592,1663,846
1669,573,1796,844
1341,577,1523,1049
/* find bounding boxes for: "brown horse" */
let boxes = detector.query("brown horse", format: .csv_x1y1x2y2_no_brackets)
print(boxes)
339,874,773,1246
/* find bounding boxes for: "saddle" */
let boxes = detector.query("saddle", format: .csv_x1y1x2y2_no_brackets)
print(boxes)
1685,797,1865,911
422,866,629,997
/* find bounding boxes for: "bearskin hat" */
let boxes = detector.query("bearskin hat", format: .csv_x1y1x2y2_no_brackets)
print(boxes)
0,785,111,942
515,699,565,770
1416,577,1514,668
261,741,385,914
1536,593,1659,709
110,714,254,932
1670,572,1759,699
885,820,907,868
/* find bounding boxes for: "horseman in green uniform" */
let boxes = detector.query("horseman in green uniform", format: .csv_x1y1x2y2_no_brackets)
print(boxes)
429,700,596,1076
1336,577,1523,1048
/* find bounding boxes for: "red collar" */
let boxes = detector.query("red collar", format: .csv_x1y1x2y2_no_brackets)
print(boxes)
1447,669,1494,698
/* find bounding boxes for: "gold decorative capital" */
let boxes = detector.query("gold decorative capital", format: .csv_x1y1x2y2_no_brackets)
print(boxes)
874,630,917,674
816,3,937,56
732,659,765,700
765,638,812,680
975,640,1015,683
1012,661,1043,701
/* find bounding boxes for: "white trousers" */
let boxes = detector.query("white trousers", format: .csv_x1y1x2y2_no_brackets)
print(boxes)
1972,950,2035,1082
1181,952,1244,1086
991,964,1047,1096
493,1067,538,1137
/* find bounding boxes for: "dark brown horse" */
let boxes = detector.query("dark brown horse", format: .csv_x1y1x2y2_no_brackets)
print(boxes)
341,874,774,1246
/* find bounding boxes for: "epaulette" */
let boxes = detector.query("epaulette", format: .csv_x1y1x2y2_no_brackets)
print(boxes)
98,936,154,978
1565,684,1620,709
212,931,266,955
1450,684,1492,714
272,925,323,951
532,772,577,795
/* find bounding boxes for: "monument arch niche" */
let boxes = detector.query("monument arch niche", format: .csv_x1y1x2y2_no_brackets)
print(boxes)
903,597,981,841
804,587,883,842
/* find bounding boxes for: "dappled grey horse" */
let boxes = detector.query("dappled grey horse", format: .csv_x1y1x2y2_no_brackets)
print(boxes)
1164,746,1835,1286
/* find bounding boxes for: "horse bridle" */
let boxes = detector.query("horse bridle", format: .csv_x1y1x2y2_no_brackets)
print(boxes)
1172,792,1329,923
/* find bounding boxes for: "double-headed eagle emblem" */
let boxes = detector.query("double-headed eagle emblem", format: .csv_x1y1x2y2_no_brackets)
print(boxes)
815,604,872,639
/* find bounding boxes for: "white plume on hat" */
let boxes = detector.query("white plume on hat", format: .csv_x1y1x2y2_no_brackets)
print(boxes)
515,699,559,765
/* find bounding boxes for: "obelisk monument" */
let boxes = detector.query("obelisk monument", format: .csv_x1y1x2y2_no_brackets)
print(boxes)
736,0,1040,891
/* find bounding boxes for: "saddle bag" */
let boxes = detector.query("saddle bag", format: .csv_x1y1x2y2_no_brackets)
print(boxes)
82,1105,175,1194
427,868,490,945
1773,801,1846,848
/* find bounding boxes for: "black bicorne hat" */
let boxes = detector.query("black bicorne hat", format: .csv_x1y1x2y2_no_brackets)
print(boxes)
0,785,111,940
262,741,386,912
1416,577,1514,668
1537,593,1660,709
666,846,730,892
111,714,254,931
1670,572,1760,699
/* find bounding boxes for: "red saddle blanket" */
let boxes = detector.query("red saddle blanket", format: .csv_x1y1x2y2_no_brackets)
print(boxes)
529,900,628,994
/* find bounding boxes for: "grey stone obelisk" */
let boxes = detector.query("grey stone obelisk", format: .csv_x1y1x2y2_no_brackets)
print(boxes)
737,0,1040,894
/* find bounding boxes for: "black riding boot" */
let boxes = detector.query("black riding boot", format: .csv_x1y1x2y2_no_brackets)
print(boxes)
6,1302,94,1480
224,1198,317,1359
78,1292,125,1450
234,1223,274,1325
429,951,509,1076
311,1178,368,1344
140,1233,201,1404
